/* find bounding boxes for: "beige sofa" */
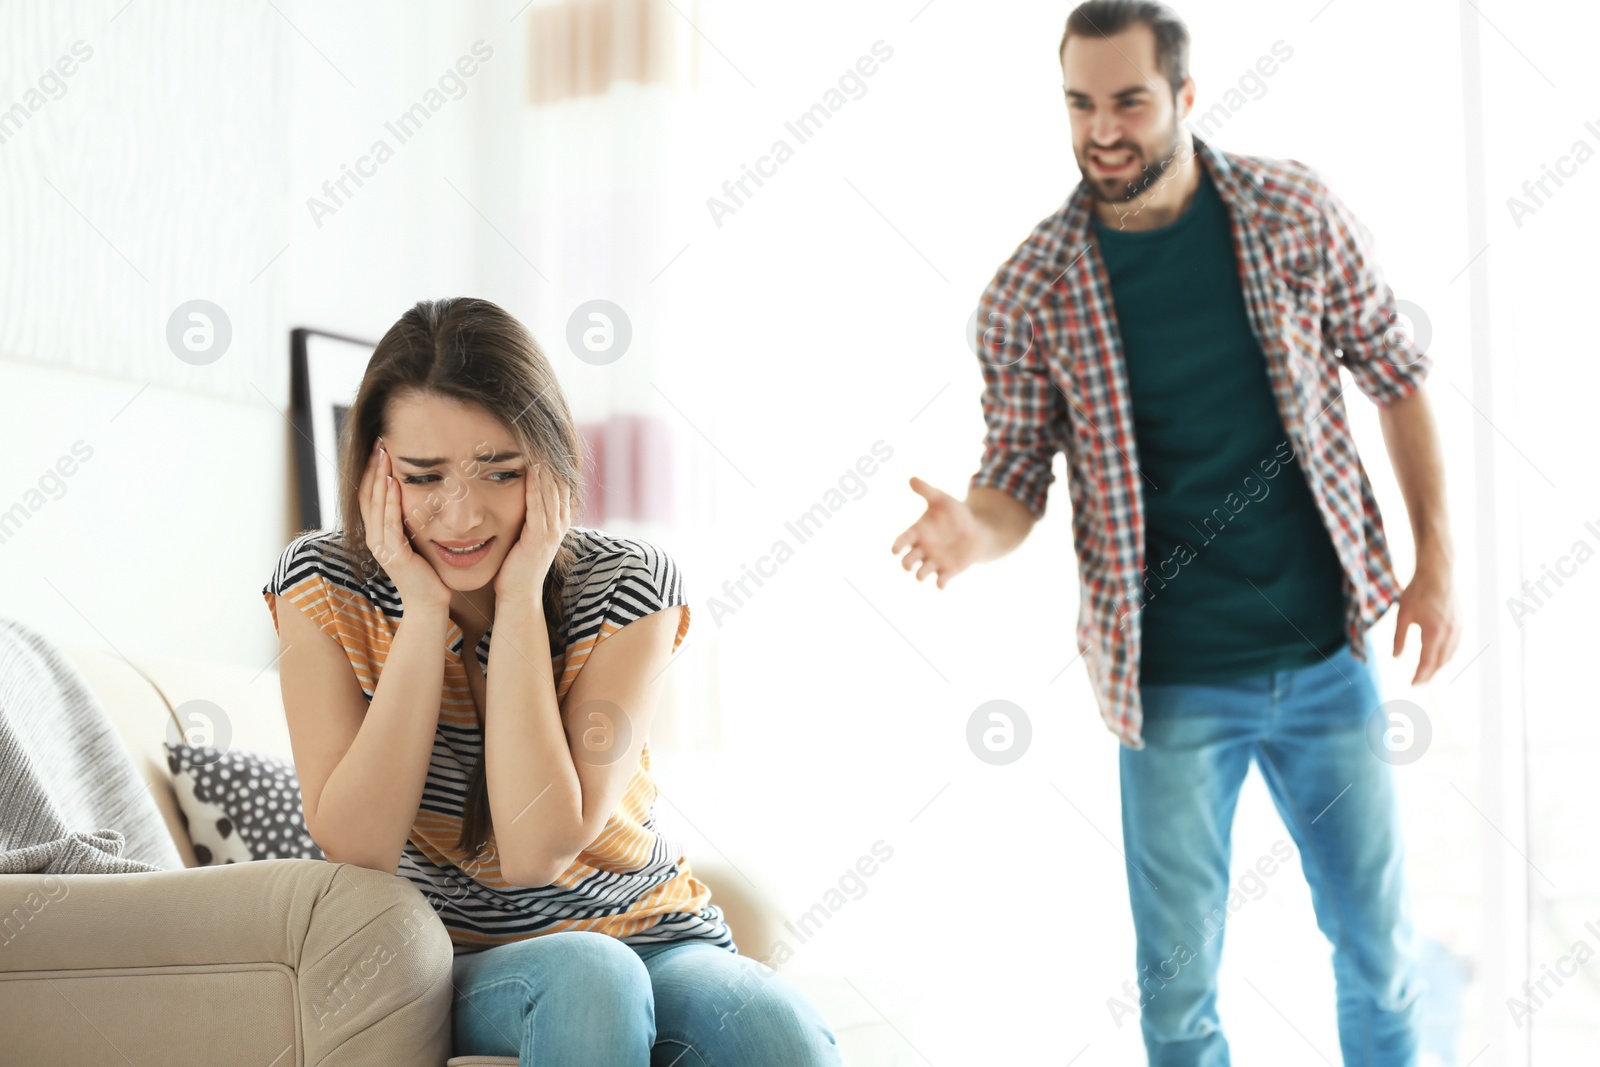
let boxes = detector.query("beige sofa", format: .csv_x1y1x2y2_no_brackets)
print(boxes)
0,641,907,1065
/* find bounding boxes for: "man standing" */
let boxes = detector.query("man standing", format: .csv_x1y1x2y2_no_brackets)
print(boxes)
890,2,1461,1063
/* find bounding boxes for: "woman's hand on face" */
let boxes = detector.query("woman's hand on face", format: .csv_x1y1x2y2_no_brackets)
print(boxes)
493,462,572,607
360,437,453,614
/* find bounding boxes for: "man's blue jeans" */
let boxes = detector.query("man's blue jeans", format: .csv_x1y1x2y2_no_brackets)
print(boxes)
1120,631,1427,1066
450,930,844,1066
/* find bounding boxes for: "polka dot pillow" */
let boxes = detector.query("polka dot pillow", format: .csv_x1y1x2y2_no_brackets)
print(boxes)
164,742,324,865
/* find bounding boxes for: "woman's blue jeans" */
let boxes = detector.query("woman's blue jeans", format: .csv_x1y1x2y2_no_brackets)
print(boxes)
1120,631,1427,1066
450,931,845,1066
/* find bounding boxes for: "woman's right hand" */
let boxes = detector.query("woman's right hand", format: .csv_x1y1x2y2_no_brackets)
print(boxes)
890,476,986,590
359,437,453,614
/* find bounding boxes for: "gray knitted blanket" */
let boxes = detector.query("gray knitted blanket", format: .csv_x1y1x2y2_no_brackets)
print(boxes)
0,618,182,874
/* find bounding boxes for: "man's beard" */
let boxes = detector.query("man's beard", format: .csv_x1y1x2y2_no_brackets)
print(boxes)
1080,118,1184,203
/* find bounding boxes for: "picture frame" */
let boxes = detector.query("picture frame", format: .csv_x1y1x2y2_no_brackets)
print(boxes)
289,327,376,532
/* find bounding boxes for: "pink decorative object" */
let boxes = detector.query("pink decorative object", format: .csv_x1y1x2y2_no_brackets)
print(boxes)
578,413,675,525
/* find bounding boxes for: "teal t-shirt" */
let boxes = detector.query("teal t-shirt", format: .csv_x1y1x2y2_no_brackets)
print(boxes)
1092,168,1348,684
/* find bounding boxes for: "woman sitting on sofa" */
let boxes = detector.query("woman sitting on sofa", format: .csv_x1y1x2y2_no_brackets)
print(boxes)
262,296,842,1066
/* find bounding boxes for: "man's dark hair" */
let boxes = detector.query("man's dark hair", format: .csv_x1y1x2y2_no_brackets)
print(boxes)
1059,0,1191,100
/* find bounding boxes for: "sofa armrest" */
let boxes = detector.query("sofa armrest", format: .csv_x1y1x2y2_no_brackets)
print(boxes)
686,852,788,965
0,859,455,1066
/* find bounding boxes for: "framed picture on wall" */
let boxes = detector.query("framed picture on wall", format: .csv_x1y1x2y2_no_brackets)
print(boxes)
290,327,375,531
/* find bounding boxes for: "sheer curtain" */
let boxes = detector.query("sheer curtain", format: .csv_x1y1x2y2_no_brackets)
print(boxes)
510,0,1595,1059
1468,2,1600,1061
647,0,1592,1062
514,0,722,756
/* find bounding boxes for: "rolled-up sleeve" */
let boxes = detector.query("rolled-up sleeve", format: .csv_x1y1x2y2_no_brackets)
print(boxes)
967,282,1070,520
1319,180,1433,407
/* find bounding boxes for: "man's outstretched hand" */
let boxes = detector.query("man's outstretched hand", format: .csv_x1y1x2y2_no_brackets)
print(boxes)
891,477,986,590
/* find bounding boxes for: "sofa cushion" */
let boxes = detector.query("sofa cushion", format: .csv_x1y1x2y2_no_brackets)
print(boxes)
165,741,324,864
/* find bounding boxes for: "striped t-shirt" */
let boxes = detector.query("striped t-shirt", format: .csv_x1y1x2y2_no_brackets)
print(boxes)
262,525,733,956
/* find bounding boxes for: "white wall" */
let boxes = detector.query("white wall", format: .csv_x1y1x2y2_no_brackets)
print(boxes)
0,1,526,668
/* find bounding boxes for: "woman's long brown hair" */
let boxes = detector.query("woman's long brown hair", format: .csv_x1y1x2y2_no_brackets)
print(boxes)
327,296,587,862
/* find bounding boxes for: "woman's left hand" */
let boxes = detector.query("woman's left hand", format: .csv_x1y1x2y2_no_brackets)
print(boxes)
494,462,572,607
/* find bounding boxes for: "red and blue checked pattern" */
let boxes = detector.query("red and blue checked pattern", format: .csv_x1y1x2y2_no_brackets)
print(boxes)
968,136,1431,749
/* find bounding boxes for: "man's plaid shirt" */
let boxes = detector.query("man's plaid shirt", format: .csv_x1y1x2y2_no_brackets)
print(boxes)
968,135,1431,749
